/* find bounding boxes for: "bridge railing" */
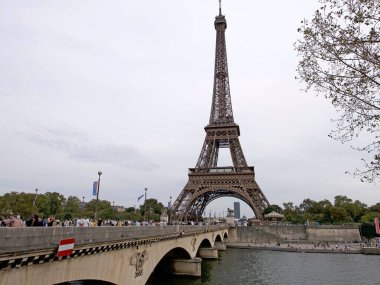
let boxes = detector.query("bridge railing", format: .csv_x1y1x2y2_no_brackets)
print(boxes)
0,224,227,255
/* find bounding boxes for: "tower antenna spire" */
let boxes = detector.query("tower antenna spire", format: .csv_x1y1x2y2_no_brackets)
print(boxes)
219,0,222,15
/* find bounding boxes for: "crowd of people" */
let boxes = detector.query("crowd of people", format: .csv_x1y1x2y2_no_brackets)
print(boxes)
0,214,161,228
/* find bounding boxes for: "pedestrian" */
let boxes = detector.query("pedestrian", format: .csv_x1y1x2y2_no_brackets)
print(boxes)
9,215,23,227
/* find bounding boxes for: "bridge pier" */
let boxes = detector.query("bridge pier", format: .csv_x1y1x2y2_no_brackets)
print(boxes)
171,257,202,277
197,247,218,259
214,242,226,251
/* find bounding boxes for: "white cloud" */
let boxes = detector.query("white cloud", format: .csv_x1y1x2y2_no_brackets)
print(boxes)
0,0,378,217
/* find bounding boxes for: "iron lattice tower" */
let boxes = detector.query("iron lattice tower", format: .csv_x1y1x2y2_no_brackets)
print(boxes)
171,3,269,221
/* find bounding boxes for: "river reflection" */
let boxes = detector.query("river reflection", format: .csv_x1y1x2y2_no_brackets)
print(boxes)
147,248,380,285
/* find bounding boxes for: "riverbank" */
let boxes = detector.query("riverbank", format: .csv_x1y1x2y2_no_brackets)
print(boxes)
227,242,366,254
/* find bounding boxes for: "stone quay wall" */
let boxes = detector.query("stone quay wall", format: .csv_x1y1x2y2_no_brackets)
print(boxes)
306,225,361,242
233,225,305,243
233,224,361,243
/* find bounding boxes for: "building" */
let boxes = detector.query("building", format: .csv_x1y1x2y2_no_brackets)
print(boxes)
234,202,240,219
114,205,125,213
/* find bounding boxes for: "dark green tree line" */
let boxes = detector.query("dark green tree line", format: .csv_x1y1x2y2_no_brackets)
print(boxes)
265,195,379,226
0,191,165,222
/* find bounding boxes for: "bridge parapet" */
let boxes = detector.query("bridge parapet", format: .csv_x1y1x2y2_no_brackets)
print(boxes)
0,225,227,255
0,225,228,284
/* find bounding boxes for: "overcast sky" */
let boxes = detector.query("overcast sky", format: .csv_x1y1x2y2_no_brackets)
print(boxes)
0,1,378,218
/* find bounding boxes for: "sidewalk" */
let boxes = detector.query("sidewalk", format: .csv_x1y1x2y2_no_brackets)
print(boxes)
227,242,363,254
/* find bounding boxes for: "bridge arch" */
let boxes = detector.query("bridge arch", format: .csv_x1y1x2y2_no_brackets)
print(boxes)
147,246,192,280
215,234,223,243
186,186,262,220
198,238,213,248
55,280,116,285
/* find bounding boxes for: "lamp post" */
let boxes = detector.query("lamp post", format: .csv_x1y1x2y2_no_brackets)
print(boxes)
32,188,38,216
112,201,115,219
82,196,85,216
168,196,172,225
144,188,147,220
94,171,102,220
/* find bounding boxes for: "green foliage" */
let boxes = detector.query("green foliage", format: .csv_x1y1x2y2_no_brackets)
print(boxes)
86,199,112,219
361,212,380,223
139,198,164,220
0,192,35,219
117,211,141,222
361,222,380,239
284,212,306,224
299,199,317,214
64,196,82,215
283,195,373,225
329,206,351,224
345,201,367,222
263,204,283,215
369,203,380,213
282,202,295,212
43,192,65,216
125,207,136,213
334,195,352,207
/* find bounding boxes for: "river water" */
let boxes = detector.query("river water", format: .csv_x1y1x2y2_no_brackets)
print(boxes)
147,248,380,285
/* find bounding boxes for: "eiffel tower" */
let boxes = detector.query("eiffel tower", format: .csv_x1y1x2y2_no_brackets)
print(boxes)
171,2,269,221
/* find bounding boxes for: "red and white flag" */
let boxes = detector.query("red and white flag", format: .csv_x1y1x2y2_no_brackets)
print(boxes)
375,218,380,235
57,238,75,257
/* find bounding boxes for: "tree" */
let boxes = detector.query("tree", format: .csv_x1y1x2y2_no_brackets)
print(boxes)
263,204,283,215
283,202,295,212
0,192,35,218
63,196,82,218
299,198,317,214
369,202,380,212
42,192,65,217
328,206,351,223
140,199,164,221
361,211,380,223
346,200,368,222
295,0,380,182
361,222,380,239
333,195,367,222
334,195,353,207
86,199,112,219
125,207,136,213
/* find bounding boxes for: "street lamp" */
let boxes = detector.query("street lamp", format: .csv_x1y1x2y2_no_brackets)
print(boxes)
112,201,115,218
82,196,85,216
94,171,102,220
144,187,147,220
168,196,172,225
32,188,38,216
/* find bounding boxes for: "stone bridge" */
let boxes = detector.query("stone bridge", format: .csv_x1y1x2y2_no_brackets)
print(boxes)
0,225,228,285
